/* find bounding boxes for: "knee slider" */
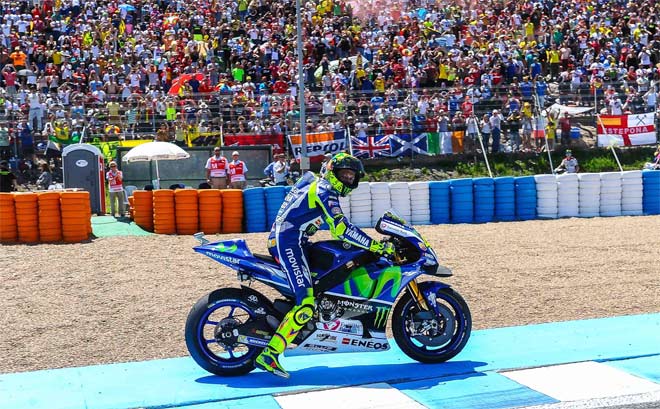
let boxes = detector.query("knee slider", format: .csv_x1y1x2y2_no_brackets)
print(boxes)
292,297,315,326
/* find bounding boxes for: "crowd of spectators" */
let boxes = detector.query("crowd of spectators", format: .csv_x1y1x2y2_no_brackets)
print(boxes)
0,0,659,161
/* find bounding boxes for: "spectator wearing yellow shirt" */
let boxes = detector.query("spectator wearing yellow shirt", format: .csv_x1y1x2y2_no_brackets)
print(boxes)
373,73,385,93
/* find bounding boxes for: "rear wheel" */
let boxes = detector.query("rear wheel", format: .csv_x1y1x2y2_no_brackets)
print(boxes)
392,285,471,363
184,288,264,376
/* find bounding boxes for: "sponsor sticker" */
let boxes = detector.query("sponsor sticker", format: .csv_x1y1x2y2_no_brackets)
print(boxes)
331,207,342,215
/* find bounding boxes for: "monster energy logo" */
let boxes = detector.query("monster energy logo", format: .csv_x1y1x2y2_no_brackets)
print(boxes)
343,266,402,299
216,243,238,253
374,307,389,328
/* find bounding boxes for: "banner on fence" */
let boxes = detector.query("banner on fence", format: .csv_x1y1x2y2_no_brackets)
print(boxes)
351,134,392,158
223,133,285,154
597,113,657,147
389,133,433,157
287,130,347,159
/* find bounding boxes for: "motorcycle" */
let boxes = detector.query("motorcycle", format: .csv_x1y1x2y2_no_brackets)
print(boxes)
185,211,472,376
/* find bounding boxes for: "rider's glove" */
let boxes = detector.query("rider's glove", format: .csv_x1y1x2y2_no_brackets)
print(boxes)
369,240,396,257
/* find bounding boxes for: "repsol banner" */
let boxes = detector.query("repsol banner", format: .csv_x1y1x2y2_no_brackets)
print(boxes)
287,130,347,160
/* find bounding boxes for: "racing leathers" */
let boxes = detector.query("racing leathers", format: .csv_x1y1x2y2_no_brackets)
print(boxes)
255,171,389,378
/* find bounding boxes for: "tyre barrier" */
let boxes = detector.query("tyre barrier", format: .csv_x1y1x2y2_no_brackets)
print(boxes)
429,181,450,224
514,176,537,221
409,182,431,225
534,174,558,219
243,187,267,233
642,170,660,215
600,172,622,217
132,190,154,232
60,191,92,243
38,192,62,243
578,173,601,218
389,182,411,223
198,189,222,234
473,178,495,224
14,192,40,243
556,174,580,218
494,177,516,222
175,189,199,236
264,186,287,229
621,171,643,217
0,191,91,244
370,182,391,227
0,193,17,242
450,178,474,224
221,189,244,234
153,189,176,235
350,182,372,228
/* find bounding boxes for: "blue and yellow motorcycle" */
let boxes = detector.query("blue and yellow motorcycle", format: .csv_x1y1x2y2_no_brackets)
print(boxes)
185,211,472,376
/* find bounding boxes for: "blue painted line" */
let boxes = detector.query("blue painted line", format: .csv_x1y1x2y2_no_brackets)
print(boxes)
604,355,660,384
1,313,658,409
393,371,559,409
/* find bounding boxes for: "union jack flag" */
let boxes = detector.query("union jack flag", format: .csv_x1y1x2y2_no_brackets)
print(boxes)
351,134,391,159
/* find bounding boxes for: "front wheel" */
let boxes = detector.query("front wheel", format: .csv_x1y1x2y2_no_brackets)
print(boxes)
392,284,471,363
185,288,264,376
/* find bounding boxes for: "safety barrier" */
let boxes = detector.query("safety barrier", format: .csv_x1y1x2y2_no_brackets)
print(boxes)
351,182,372,228
515,176,537,221
494,177,516,222
643,171,660,215
132,190,154,232
0,191,92,244
175,189,199,236
473,178,495,224
450,179,474,224
264,186,287,229
243,188,267,233
152,190,176,235
198,190,222,235
220,190,243,234
5,171,659,243
37,192,63,243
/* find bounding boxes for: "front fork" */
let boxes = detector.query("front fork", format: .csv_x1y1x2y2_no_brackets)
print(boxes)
407,279,430,311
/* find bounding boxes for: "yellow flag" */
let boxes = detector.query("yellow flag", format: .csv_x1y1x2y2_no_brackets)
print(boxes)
119,20,126,35
83,32,93,47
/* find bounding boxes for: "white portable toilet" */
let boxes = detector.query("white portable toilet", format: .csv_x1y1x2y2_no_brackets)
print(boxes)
62,144,106,215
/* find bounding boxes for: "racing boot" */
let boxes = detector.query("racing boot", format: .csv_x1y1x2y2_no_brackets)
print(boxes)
255,295,314,378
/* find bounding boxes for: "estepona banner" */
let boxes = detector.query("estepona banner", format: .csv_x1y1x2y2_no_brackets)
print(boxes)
223,133,285,154
597,113,657,147
287,130,347,159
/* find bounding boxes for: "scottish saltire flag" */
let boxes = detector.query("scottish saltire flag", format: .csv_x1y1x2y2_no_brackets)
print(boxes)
351,134,391,159
597,113,657,147
389,133,431,157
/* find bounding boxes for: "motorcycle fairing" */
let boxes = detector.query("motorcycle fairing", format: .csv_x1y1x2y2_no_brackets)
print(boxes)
194,239,293,296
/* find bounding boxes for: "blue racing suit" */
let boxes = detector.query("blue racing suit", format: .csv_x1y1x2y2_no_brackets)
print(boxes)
267,171,380,304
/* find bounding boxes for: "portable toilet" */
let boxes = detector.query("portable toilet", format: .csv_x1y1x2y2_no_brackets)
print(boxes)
62,144,106,215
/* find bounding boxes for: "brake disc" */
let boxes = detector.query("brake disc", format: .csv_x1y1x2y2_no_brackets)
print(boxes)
411,304,456,346
214,317,241,348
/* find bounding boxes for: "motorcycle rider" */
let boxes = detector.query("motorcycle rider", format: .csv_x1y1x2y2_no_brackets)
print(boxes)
254,153,395,378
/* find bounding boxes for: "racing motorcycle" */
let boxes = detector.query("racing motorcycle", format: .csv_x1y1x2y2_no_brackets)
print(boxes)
185,211,472,376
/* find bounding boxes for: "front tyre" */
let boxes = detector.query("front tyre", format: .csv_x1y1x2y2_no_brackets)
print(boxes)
392,285,471,363
185,288,263,376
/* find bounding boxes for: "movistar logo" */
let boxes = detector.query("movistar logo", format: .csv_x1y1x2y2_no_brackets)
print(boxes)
216,243,238,253
374,307,389,328
343,266,402,299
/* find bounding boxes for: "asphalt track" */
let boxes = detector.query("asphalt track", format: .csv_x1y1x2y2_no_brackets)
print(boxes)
2,313,659,409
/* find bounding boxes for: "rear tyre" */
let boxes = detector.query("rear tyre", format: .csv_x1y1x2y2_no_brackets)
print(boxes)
392,285,471,363
185,288,264,376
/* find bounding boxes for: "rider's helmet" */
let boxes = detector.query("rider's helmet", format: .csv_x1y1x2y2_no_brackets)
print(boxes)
324,152,365,197
566,149,572,157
